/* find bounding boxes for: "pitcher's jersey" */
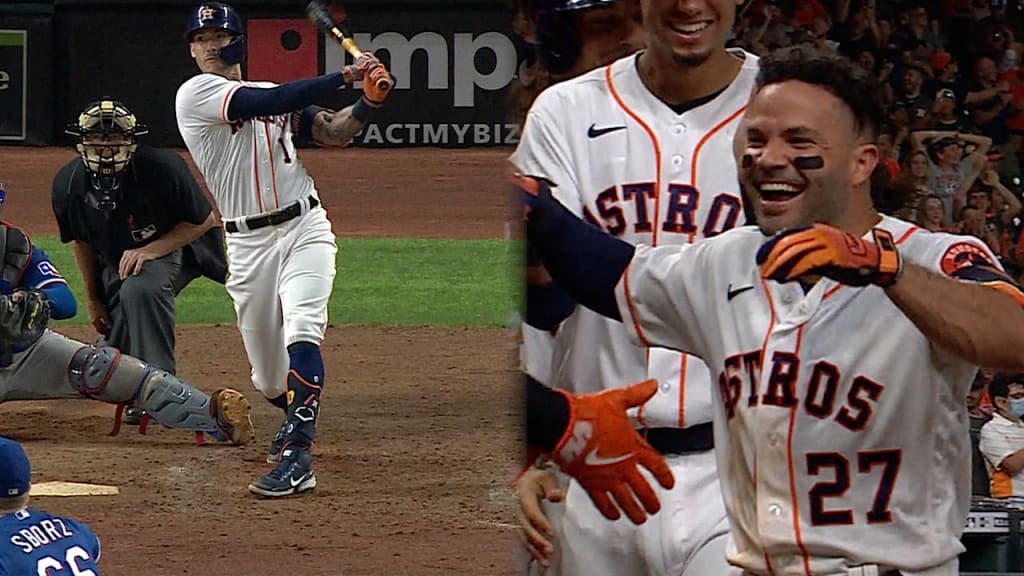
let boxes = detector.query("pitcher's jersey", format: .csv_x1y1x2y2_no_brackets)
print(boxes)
510,49,759,428
0,509,101,576
175,74,318,220
614,215,1016,574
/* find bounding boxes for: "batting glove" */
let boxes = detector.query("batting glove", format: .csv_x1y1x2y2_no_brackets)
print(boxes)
550,379,675,525
756,223,902,287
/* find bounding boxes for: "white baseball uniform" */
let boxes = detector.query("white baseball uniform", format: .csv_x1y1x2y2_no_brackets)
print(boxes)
615,216,1003,575
174,73,338,399
511,49,760,575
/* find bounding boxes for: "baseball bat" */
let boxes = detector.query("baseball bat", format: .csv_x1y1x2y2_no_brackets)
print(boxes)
305,0,392,92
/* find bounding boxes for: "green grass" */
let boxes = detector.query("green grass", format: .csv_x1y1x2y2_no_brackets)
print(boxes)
32,237,523,328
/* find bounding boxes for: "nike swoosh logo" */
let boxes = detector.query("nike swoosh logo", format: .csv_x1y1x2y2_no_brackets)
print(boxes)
727,284,754,301
584,449,634,467
290,475,307,487
587,123,627,138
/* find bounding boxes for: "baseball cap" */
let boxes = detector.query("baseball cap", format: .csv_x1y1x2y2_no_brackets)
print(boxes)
0,438,31,497
931,51,953,73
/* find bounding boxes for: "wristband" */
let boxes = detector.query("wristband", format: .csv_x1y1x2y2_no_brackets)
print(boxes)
351,96,380,124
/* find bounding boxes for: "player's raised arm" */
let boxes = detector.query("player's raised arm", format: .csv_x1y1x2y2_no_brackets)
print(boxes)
517,175,712,356
883,243,1024,371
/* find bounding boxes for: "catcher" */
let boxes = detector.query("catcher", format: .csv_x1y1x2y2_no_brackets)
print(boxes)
0,183,253,445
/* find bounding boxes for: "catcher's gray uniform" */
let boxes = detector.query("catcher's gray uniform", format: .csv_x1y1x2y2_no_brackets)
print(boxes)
0,222,253,445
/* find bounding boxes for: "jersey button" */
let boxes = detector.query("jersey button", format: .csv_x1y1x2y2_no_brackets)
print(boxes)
660,381,671,393
768,503,783,517
768,432,783,447
673,124,685,135
781,291,793,305
672,155,683,166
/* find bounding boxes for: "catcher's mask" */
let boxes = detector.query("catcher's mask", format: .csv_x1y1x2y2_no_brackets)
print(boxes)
65,99,148,213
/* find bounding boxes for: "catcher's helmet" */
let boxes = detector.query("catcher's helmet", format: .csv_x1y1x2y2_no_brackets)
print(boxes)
65,99,148,212
529,0,618,73
186,2,245,66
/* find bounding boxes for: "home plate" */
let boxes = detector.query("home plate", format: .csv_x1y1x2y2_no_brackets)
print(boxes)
30,482,119,497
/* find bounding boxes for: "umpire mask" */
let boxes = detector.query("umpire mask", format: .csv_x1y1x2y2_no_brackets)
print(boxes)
66,99,149,213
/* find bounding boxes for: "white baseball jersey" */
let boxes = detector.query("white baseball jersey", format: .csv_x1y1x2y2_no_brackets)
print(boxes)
175,73,318,220
979,413,1024,497
614,215,1009,575
511,49,759,428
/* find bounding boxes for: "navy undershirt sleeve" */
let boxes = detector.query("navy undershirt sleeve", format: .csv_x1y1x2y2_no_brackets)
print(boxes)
526,374,570,451
525,184,634,321
226,72,345,121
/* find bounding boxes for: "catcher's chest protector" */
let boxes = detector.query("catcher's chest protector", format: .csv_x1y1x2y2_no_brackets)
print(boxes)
0,223,32,289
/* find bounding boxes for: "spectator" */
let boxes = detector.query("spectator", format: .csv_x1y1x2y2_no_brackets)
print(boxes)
890,2,943,57
834,0,881,58
968,373,993,497
915,193,955,232
899,149,932,203
0,438,102,574
894,63,934,130
979,372,1024,498
957,164,1022,219
878,125,902,179
931,87,975,133
960,204,1002,251
966,55,1020,180
931,51,966,102
910,130,992,221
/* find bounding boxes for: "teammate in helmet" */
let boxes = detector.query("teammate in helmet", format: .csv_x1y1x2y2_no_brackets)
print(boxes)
52,98,229,426
3,178,252,445
532,0,644,80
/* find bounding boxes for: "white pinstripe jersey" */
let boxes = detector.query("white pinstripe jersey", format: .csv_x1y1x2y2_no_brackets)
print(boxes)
615,216,1002,574
175,73,318,220
511,49,759,429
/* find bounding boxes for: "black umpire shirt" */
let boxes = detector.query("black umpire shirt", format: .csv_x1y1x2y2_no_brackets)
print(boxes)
51,147,225,282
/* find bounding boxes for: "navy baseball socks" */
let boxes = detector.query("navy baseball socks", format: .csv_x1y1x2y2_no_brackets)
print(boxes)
248,342,324,498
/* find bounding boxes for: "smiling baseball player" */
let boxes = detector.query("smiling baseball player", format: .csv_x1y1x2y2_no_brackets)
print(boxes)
512,0,758,572
517,44,1024,575
175,2,392,497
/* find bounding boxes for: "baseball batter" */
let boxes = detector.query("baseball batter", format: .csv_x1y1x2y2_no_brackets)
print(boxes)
519,45,1024,575
513,0,758,573
174,2,393,497
0,183,253,446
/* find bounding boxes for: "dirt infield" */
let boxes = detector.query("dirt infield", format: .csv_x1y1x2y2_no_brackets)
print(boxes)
0,147,523,576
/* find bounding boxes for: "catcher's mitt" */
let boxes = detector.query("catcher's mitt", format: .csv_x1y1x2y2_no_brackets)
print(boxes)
0,290,50,348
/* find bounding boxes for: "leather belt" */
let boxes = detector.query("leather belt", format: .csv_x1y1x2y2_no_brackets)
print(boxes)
641,423,714,455
224,195,319,233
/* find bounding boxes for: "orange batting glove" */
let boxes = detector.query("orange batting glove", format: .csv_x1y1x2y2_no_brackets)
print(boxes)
550,379,675,525
756,223,902,287
362,64,393,106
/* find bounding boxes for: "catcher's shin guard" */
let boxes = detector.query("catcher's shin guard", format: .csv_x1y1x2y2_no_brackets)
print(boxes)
68,345,254,444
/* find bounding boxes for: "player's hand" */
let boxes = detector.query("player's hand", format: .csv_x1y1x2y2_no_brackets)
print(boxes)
362,64,393,105
341,53,381,83
118,248,158,280
514,466,564,567
550,379,674,525
86,298,110,335
756,223,902,287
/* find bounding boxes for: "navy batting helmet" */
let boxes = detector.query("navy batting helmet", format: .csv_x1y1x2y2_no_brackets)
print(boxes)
530,0,617,74
186,3,245,66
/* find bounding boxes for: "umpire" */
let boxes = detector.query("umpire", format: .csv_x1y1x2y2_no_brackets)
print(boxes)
51,98,227,423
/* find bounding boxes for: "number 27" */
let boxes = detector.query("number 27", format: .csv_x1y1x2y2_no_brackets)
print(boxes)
807,449,901,526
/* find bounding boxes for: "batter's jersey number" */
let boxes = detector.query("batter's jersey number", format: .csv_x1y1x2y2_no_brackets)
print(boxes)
36,546,97,576
806,449,902,526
